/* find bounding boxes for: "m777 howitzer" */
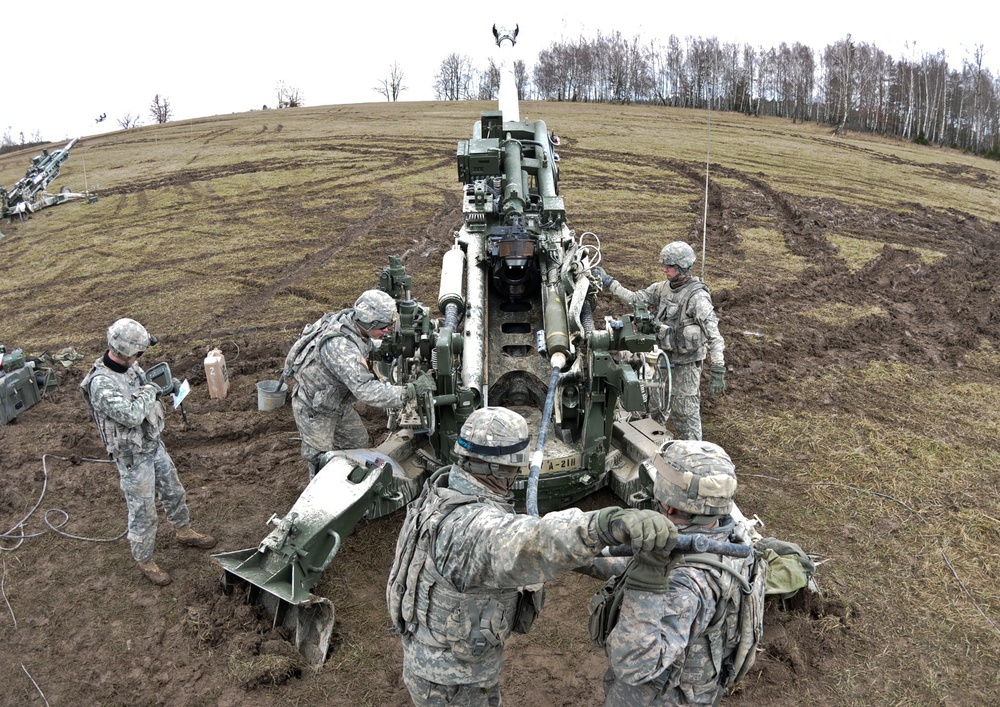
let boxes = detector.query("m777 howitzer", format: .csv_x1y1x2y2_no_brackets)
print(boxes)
213,24,684,664
1,137,97,220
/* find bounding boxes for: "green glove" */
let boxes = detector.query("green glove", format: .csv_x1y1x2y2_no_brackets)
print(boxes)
595,508,678,553
623,549,673,593
708,364,726,395
592,266,614,288
412,371,436,397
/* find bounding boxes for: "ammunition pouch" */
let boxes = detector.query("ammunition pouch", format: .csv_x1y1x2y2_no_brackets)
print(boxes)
414,579,518,663
511,586,545,635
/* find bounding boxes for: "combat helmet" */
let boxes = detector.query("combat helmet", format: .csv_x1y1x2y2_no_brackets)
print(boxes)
354,290,396,330
454,406,530,478
107,318,152,358
651,440,737,521
659,241,697,274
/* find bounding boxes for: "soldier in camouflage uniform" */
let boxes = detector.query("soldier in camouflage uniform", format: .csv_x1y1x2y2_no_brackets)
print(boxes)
593,242,725,440
285,290,435,477
596,440,757,706
80,318,216,587
386,407,678,707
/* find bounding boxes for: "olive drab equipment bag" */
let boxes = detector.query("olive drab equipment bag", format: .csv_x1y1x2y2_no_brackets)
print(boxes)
588,562,633,649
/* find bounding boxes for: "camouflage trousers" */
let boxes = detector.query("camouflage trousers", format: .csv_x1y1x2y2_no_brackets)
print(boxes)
292,396,371,477
115,441,190,563
604,665,722,706
670,361,703,441
403,669,502,707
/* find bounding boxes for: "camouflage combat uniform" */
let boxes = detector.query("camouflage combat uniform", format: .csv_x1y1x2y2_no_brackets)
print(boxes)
602,521,752,706
387,466,619,707
608,278,724,440
80,354,190,563
286,309,409,475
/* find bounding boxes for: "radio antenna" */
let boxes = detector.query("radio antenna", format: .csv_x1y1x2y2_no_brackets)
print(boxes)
701,86,711,281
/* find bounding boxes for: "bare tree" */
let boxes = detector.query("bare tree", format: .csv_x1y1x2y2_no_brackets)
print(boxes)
374,63,407,102
149,94,172,124
513,59,530,99
476,57,501,100
434,53,474,100
276,81,304,108
118,113,142,130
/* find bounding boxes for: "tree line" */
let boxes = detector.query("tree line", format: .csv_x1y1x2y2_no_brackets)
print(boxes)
430,32,999,158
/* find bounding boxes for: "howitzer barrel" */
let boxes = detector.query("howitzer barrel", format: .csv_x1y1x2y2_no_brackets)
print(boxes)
493,23,519,122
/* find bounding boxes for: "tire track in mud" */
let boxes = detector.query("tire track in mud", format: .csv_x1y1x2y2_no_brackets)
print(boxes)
94,141,455,198
185,194,400,342
577,147,1000,388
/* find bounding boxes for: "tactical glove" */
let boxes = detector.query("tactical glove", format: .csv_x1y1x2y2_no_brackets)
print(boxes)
708,364,726,395
591,266,614,288
411,371,436,398
623,548,673,593
595,507,678,553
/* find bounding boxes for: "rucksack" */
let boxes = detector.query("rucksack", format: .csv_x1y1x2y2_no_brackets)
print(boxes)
589,544,767,691
282,309,349,380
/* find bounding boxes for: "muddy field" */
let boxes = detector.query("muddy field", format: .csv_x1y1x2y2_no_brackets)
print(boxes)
2,102,999,706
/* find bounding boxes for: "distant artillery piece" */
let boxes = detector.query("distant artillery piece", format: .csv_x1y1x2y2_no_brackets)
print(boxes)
0,137,98,221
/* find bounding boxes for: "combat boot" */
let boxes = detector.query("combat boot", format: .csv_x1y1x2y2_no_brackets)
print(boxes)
138,560,172,586
175,524,217,549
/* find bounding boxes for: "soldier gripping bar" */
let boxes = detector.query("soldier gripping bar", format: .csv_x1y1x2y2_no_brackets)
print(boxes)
603,532,752,558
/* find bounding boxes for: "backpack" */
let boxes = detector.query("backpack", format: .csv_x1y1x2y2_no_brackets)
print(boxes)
589,544,767,691
282,309,350,380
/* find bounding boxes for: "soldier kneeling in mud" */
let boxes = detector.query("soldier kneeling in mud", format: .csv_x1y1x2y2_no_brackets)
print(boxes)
284,289,435,478
387,406,678,707
80,318,216,586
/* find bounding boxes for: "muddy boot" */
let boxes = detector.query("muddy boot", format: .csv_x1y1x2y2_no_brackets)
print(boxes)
138,560,172,586
175,524,217,549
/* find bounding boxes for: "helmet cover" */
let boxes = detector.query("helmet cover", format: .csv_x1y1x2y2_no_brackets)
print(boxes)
453,406,530,469
659,241,697,273
107,318,151,358
652,439,737,516
353,289,397,330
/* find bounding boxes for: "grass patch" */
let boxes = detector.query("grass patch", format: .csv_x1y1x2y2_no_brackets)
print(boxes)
828,233,947,271
804,301,887,326
740,226,809,278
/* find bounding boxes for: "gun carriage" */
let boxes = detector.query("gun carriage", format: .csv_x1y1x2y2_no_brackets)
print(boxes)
215,24,682,663
1,137,96,220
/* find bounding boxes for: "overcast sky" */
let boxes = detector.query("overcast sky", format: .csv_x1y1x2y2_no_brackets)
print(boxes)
3,0,994,143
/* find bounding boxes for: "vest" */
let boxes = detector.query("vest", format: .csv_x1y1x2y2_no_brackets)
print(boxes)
79,358,163,457
386,468,534,664
284,309,365,410
657,279,710,365
590,524,765,702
